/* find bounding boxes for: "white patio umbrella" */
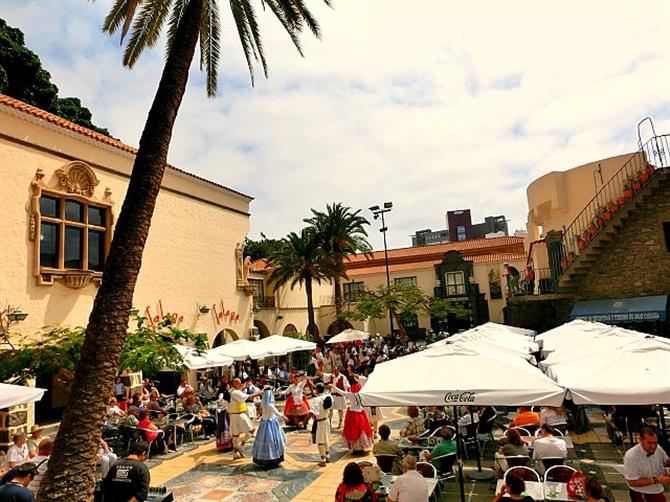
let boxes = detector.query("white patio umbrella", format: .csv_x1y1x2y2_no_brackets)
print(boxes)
0,383,46,409
427,334,536,362
535,319,612,354
254,335,316,356
175,345,233,370
479,322,536,337
544,338,670,405
359,341,566,407
208,338,274,361
326,328,369,344
442,327,539,354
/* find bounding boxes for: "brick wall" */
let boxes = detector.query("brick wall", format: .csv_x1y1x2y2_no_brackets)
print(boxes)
577,170,670,300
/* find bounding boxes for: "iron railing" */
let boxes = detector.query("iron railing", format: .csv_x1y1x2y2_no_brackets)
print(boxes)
554,134,669,278
514,267,557,296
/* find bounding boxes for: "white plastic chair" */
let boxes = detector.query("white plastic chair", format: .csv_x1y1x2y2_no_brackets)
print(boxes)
504,465,541,483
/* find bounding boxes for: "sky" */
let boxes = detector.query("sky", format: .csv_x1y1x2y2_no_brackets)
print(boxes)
1,0,669,251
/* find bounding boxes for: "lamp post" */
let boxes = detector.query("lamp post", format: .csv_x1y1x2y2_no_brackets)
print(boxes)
369,202,394,337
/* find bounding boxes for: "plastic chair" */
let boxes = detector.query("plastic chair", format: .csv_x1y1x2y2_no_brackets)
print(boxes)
176,414,196,445
505,465,541,482
148,410,162,420
477,413,497,451
508,426,532,438
538,456,565,473
460,422,480,460
432,452,457,482
138,427,164,459
375,454,397,474
416,462,437,479
534,427,564,437
544,464,576,483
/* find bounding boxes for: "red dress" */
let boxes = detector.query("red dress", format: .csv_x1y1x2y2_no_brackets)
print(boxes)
339,384,374,451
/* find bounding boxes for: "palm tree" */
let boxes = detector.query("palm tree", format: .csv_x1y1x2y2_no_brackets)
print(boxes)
304,203,371,321
267,228,333,340
38,2,330,500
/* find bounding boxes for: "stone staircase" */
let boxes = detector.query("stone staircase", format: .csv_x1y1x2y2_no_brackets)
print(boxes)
557,168,669,294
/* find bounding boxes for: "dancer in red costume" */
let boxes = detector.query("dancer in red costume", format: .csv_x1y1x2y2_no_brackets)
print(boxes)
331,378,373,453
282,374,311,428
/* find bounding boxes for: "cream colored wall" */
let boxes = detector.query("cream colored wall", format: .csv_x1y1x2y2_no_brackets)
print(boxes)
0,108,252,347
525,153,636,242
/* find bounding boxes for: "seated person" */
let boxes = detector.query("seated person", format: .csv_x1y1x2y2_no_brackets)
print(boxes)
532,424,567,475
145,389,166,415
183,395,216,437
399,406,425,442
584,477,610,502
123,406,140,427
335,462,376,502
107,397,126,417
372,424,403,475
388,455,428,502
137,410,168,454
493,473,535,502
539,406,567,429
510,407,540,431
96,438,118,479
495,428,529,475
422,426,456,470
424,406,449,432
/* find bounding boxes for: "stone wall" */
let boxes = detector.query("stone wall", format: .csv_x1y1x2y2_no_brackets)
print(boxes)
577,170,670,300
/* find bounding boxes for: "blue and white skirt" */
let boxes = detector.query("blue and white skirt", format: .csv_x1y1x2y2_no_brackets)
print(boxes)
252,417,286,467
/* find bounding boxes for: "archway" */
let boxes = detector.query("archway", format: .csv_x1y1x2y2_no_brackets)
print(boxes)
254,320,271,339
306,323,320,339
212,328,239,347
327,320,352,337
282,323,298,336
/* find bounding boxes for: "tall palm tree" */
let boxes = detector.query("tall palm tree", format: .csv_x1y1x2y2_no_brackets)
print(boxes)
267,228,333,340
38,1,330,500
304,203,371,321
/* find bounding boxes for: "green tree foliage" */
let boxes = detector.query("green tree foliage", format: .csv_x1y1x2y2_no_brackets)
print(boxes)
243,233,284,261
0,18,111,136
0,316,205,383
341,283,469,328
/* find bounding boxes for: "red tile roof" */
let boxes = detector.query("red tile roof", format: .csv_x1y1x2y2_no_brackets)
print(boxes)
249,258,270,272
347,252,527,277
0,94,253,200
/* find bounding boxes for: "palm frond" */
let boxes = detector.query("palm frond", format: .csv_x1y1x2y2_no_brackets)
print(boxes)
166,0,190,56
121,0,142,41
229,0,257,85
241,0,268,78
101,0,135,39
123,0,172,67
261,0,304,57
199,0,221,96
289,0,321,38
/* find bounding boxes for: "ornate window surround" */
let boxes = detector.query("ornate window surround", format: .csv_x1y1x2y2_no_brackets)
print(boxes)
29,162,114,289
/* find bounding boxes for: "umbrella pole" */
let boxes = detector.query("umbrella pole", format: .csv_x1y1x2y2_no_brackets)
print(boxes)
453,406,466,502
658,405,668,447
466,410,494,481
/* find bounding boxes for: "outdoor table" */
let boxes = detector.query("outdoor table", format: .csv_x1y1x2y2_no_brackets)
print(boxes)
495,480,544,500
544,481,579,501
397,438,431,453
376,474,439,500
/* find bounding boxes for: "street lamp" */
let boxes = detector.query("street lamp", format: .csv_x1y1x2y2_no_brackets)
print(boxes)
370,202,394,337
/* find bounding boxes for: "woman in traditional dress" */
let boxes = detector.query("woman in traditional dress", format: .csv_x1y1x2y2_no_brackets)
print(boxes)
282,374,311,429
229,378,262,459
252,387,286,468
331,380,374,453
215,383,233,452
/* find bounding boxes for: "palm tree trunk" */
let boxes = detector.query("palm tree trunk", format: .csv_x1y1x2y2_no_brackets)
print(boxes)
305,278,320,341
333,278,343,315
38,1,206,500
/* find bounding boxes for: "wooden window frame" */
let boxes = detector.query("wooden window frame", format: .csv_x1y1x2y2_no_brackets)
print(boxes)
29,163,114,289
445,271,466,296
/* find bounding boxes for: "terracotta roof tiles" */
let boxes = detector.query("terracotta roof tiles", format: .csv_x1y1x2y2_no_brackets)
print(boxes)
0,94,253,200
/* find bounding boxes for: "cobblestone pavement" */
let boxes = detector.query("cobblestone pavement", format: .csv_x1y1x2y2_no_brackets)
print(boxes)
149,407,642,501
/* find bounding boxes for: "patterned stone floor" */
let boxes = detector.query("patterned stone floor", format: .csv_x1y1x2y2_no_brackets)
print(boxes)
148,407,652,501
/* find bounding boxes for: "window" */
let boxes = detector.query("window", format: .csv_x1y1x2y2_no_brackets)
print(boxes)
394,276,417,287
445,271,466,296
399,312,419,329
664,222,670,252
249,279,265,306
456,226,467,241
283,324,297,335
38,194,109,273
30,162,113,287
343,281,365,303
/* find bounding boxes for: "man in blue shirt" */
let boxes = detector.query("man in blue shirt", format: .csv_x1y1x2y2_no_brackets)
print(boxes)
0,462,38,502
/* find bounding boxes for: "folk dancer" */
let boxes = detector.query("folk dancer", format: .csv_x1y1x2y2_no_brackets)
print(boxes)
310,382,333,467
229,378,262,459
244,378,261,424
252,387,286,468
331,381,374,453
283,374,312,429
215,385,233,452
330,367,350,428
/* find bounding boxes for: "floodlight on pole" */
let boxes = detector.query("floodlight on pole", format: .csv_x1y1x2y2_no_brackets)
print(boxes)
369,202,394,338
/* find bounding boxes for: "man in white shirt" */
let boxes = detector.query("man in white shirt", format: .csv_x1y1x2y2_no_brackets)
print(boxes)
388,455,428,502
624,427,670,502
3,432,29,469
532,424,567,475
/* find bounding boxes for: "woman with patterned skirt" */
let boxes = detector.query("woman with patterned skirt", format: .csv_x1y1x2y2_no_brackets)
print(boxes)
331,382,373,453
252,387,286,468
282,374,312,428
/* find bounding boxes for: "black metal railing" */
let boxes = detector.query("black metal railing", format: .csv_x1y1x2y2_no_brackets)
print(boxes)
511,267,556,297
554,134,669,276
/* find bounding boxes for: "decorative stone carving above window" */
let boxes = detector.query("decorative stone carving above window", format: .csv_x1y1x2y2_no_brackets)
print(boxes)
29,162,114,288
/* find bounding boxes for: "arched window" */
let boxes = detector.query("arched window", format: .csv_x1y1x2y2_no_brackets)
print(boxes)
282,324,297,335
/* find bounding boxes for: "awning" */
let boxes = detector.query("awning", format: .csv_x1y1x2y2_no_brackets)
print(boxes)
570,295,668,323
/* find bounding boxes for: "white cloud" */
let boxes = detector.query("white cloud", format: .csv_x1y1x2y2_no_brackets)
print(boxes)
2,0,669,250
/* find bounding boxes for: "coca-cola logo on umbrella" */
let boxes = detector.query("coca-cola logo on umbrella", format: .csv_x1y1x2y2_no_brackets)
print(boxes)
443,391,476,403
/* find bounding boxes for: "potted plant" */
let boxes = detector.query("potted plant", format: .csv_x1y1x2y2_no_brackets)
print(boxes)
608,200,618,213
602,205,612,221
638,168,649,184
577,236,587,250
567,251,575,263
646,164,655,177
623,182,633,199
616,195,626,207
588,220,598,236
632,175,642,191
560,259,568,271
